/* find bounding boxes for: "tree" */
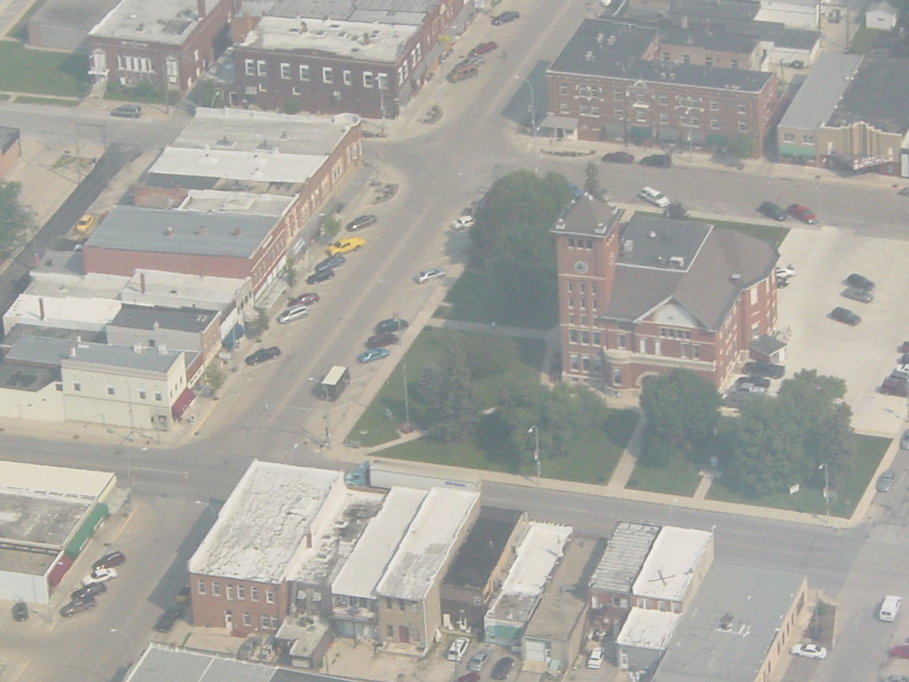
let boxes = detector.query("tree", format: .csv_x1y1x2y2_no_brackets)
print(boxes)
427,338,479,442
584,162,603,199
203,364,225,398
0,181,33,252
245,308,269,338
283,255,297,288
639,370,721,466
320,214,341,241
726,133,754,159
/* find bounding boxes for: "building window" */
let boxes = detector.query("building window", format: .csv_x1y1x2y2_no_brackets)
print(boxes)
612,369,622,385
243,612,251,626
569,330,579,343
802,134,814,144
705,56,713,67
212,582,220,596
614,107,624,119
266,589,275,604
280,62,290,79
617,334,626,349
226,585,234,601
138,390,147,400
639,338,647,353
197,580,206,594
682,54,690,64
292,86,301,95
593,332,602,345
237,586,245,600
73,382,81,392
106,386,115,396
343,70,352,86
570,355,579,371
710,100,718,111
636,111,647,123
738,103,747,114
693,345,701,359
155,392,163,402
658,94,668,105
738,121,748,131
257,83,267,93
560,84,569,95
710,119,719,129
568,297,574,309
659,113,668,124
244,59,255,76
387,625,394,637
256,60,267,76
251,587,259,601
322,67,333,83
377,72,389,89
613,89,623,100
568,314,575,324
731,59,738,68
782,132,795,142
582,356,590,372
261,615,270,628
299,64,311,81
560,103,570,114
363,72,375,88
567,281,573,292
581,331,590,344
590,105,599,116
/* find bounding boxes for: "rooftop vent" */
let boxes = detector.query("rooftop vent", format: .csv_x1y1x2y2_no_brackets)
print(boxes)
585,50,594,61
730,273,742,281
622,239,634,253
669,255,685,268
165,227,175,236
648,230,657,239
596,32,605,44
607,34,616,45
555,219,566,231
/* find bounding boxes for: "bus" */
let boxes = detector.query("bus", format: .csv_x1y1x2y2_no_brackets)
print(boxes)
318,365,350,401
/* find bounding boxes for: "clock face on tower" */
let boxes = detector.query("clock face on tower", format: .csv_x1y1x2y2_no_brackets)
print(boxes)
574,260,589,274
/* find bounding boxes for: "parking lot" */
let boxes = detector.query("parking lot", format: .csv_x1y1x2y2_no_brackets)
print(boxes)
777,225,909,435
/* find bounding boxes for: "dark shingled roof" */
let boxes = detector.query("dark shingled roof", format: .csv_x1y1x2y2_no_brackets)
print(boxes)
830,54,909,134
444,507,523,589
109,304,218,333
604,215,777,330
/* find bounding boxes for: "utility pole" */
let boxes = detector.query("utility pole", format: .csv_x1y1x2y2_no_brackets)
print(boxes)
529,425,541,483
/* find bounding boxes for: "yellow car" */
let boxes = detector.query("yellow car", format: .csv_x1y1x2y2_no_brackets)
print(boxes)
326,237,365,256
74,214,95,233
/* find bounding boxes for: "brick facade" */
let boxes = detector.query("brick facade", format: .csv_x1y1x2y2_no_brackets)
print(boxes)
190,573,288,635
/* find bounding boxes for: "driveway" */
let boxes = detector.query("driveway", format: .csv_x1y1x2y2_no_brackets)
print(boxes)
777,226,909,434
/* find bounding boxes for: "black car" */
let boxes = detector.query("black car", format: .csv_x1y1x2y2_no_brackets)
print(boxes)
491,656,514,680
602,151,634,163
491,10,520,24
93,550,126,570
60,597,96,617
314,254,346,273
72,582,108,601
844,273,874,291
376,318,409,333
640,154,672,168
758,201,787,221
245,346,282,366
345,214,377,232
743,361,785,379
154,606,184,633
842,286,873,303
663,202,689,219
830,306,861,326
110,104,142,118
735,375,771,389
306,269,335,285
12,601,28,622
366,332,400,348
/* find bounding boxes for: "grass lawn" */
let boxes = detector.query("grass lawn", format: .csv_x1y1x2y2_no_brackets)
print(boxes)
15,95,79,106
0,43,88,97
707,433,889,517
626,452,702,496
444,269,558,329
635,210,788,249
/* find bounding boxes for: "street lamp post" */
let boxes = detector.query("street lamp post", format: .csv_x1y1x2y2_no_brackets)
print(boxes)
819,463,830,524
109,628,137,667
528,425,541,483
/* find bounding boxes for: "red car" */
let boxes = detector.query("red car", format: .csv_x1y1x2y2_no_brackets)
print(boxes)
288,292,320,306
787,204,817,224
366,332,399,348
602,151,634,163
890,645,909,658
469,41,497,56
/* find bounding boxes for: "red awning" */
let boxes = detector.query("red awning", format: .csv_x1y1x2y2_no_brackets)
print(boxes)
47,554,73,587
171,388,195,419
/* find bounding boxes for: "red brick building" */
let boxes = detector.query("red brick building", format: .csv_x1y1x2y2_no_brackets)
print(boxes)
87,0,232,95
553,198,778,390
545,20,779,153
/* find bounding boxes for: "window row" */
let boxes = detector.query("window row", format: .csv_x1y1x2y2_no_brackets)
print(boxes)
568,329,603,345
660,328,692,339
117,55,153,73
569,354,592,372
227,610,279,629
567,297,598,311
243,60,389,89
566,237,594,249
566,281,597,294
198,579,275,603
781,132,815,144
71,382,165,402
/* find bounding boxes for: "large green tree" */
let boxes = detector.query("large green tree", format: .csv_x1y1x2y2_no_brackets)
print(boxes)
0,181,34,252
639,370,722,466
426,338,480,442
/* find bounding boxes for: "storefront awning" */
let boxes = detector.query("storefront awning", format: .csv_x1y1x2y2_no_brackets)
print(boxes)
171,388,195,419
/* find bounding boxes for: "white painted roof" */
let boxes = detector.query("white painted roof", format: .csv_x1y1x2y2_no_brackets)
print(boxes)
0,460,114,499
331,486,426,600
188,462,343,582
617,607,682,650
90,0,209,45
179,189,294,217
121,270,247,309
150,147,323,184
632,527,713,602
3,294,122,334
375,487,479,601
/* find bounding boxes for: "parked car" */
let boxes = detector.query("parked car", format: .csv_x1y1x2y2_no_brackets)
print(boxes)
842,286,873,303
467,651,489,672
366,332,399,348
376,318,409,333
447,61,478,82
490,657,514,680
357,348,390,364
844,273,874,290
277,305,309,324
890,645,909,659
82,567,117,586
469,41,498,56
491,10,520,24
899,187,909,197
638,186,671,208
782,59,805,68
587,647,605,669
640,153,672,168
237,635,260,660
245,346,282,366
60,597,97,617
446,637,470,661
775,264,796,279
176,585,191,604
830,306,861,326
790,643,827,659
72,582,107,601
877,470,895,493
110,104,142,118
743,361,785,379
882,376,909,397
154,606,183,633
93,551,126,570
74,214,95,234
288,293,320,306
602,151,634,163
326,237,365,256
735,375,771,390
451,215,476,231
414,268,445,284
663,202,689,219
787,204,817,224
306,269,335,285
11,601,28,622
758,201,787,221
314,254,346,273
457,674,480,682
901,430,909,450
344,214,377,232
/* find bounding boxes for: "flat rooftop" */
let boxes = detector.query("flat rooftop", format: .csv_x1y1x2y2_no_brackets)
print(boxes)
590,522,661,594
444,507,523,589
633,527,713,602
109,304,219,333
6,335,184,374
121,269,247,309
90,0,212,45
86,206,276,259
240,16,417,64
0,361,59,391
777,52,863,131
188,462,342,582
375,487,480,601
523,536,589,641
617,608,682,650
653,562,806,682
267,0,436,26
831,55,909,134
4,293,122,333
150,147,323,185
331,486,427,600
179,189,294,216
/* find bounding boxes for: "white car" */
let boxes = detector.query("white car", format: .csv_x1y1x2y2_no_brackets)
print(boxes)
638,186,671,209
775,264,796,279
451,215,475,231
414,268,446,284
446,637,469,661
790,643,827,659
82,567,118,586
277,305,309,324
587,647,605,669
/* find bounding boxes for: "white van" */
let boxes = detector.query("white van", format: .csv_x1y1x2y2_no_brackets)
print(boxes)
638,186,671,208
879,595,902,622
446,637,469,661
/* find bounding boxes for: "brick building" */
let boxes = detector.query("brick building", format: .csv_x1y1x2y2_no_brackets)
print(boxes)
223,0,467,118
553,197,778,391
545,19,779,153
87,0,232,95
